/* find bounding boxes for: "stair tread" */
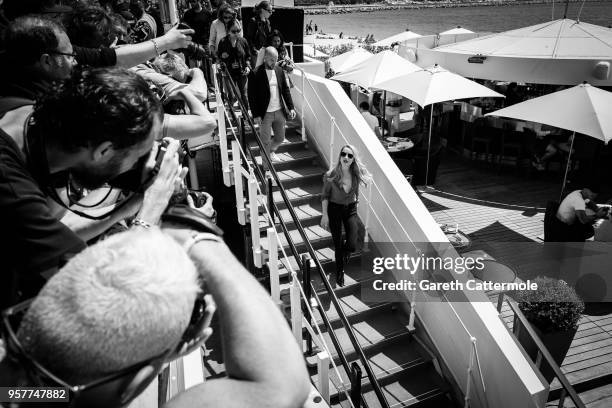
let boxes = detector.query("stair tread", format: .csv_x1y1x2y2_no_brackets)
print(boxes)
272,181,323,205
258,203,323,227
363,370,448,408
275,165,323,182
253,150,318,165
318,308,410,355
262,224,332,251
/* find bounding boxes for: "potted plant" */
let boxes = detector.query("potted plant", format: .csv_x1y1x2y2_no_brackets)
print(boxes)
512,276,584,383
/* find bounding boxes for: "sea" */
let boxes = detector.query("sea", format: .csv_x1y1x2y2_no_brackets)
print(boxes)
307,1,612,39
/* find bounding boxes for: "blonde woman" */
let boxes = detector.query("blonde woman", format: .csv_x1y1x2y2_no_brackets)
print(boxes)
320,145,369,286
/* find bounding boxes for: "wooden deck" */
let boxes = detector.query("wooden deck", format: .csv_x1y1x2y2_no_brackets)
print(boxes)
420,152,612,406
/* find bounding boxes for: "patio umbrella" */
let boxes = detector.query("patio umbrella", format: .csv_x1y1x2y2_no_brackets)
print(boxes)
486,82,612,198
439,26,474,35
331,50,420,126
376,64,504,185
327,47,372,73
373,30,422,47
412,19,612,86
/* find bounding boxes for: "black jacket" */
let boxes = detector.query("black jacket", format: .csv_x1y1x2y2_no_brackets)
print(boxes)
248,65,294,120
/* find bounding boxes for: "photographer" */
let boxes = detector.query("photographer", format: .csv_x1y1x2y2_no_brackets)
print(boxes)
0,224,310,408
0,67,185,309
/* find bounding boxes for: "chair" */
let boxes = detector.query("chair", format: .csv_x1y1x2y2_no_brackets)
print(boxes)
544,201,563,242
470,120,492,162
498,128,524,172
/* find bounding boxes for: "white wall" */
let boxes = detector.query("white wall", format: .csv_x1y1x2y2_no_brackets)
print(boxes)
290,69,548,408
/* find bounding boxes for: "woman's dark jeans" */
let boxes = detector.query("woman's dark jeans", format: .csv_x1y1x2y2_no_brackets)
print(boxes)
328,201,359,274
229,73,249,111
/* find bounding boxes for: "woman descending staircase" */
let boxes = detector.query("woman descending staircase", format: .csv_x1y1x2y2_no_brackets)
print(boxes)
251,119,459,408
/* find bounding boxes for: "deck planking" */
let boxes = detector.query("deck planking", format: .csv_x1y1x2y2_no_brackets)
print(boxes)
420,152,612,405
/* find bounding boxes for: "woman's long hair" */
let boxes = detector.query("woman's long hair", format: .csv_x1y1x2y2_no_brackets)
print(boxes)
327,144,369,191
226,18,246,57
266,29,287,58
217,3,235,19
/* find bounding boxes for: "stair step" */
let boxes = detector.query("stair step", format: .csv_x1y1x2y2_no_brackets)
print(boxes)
276,250,367,283
262,224,333,255
314,308,411,364
249,135,309,155
253,149,319,171
272,180,323,209
274,165,324,189
258,202,323,230
361,367,450,408
314,281,389,325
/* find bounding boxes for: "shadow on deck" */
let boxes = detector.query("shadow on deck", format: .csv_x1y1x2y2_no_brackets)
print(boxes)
419,151,612,407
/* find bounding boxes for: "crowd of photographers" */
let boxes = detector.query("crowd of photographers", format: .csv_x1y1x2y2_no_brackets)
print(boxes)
0,0,309,407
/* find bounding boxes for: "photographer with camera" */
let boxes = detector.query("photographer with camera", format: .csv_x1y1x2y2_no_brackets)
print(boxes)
0,216,310,408
0,67,187,309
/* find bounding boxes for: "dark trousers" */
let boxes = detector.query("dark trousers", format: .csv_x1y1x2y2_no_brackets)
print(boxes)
229,73,249,111
328,201,359,273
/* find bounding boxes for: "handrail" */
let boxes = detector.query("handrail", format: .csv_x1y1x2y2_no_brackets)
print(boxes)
218,65,389,408
497,293,586,408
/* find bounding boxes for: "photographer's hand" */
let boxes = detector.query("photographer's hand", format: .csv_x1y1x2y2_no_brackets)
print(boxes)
160,26,195,50
138,139,188,225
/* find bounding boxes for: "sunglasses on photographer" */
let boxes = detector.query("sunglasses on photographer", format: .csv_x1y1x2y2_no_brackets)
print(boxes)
1,290,210,408
340,151,354,159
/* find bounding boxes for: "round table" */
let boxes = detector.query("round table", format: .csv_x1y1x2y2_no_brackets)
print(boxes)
383,137,414,153
471,259,517,284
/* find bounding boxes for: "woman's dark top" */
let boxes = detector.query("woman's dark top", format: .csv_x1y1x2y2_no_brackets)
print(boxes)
246,17,271,54
217,36,250,76
322,173,359,205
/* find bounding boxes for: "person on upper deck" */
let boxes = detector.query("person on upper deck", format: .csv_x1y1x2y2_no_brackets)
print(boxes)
320,145,369,287
359,101,379,133
245,0,272,68
208,3,241,59
556,187,608,241
248,46,295,165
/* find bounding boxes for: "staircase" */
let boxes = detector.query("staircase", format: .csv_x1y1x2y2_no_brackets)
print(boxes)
249,120,459,408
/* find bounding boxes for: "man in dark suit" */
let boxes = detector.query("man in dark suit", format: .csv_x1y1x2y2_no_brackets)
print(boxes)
248,46,296,164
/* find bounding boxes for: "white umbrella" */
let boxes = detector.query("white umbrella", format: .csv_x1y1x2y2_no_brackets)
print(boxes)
486,83,612,197
331,50,420,89
331,50,420,126
440,26,474,35
327,47,372,73
376,64,504,185
373,30,422,47
414,19,612,86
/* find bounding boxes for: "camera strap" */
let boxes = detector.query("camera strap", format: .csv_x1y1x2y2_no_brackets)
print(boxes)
23,120,138,221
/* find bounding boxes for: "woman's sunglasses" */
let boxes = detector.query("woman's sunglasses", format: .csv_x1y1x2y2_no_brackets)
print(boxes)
340,151,354,159
230,29,241,33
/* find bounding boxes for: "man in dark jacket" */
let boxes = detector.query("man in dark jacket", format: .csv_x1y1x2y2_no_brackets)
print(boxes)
248,46,295,164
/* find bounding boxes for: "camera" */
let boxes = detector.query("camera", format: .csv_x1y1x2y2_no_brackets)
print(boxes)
108,139,187,192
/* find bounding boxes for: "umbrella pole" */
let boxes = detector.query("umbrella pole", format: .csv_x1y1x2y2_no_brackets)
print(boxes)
382,91,387,134
559,131,576,201
425,104,434,187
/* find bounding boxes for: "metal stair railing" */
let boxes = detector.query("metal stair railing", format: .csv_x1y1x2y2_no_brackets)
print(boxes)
290,64,502,408
217,64,389,408
497,293,586,408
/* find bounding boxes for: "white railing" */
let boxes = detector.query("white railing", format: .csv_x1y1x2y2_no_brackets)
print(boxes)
290,67,548,408
213,66,359,408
